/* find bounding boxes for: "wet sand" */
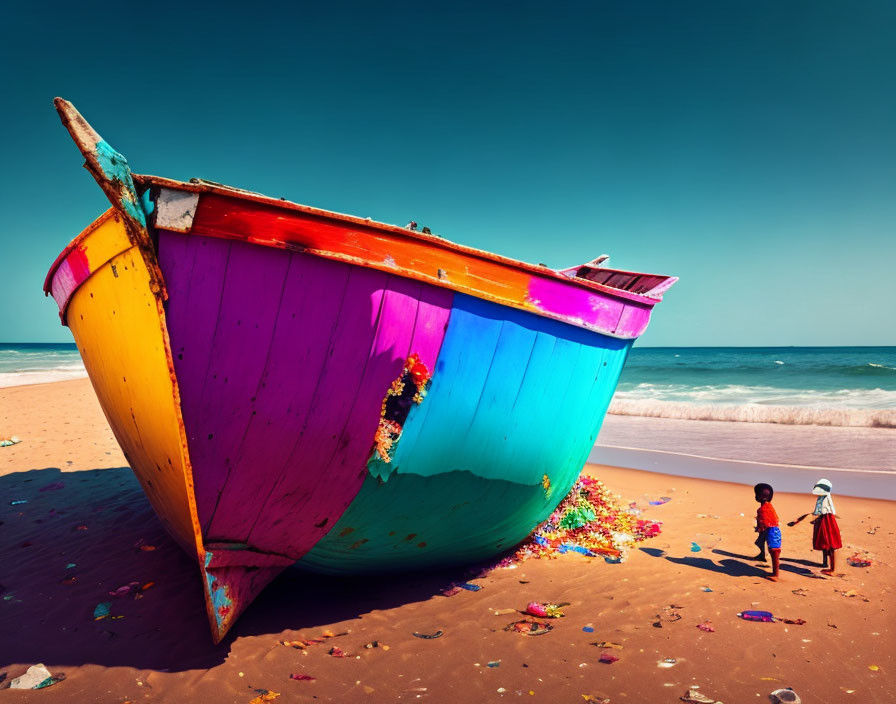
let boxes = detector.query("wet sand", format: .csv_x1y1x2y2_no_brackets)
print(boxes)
599,414,895,472
1,379,894,703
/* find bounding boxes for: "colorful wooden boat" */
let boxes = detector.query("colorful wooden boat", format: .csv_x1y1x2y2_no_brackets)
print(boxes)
45,99,676,642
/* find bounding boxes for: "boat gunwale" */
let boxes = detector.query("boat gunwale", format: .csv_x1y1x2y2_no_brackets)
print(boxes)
43,209,118,296
133,174,675,307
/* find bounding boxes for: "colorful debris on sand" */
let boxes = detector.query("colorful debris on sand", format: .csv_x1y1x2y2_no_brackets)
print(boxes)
504,620,554,636
846,553,872,567
499,476,662,565
525,602,567,618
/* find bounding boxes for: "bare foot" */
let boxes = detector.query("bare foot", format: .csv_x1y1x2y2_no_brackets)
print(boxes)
820,569,834,575
766,575,780,582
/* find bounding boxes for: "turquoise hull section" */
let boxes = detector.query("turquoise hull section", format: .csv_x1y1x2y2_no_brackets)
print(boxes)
298,294,631,574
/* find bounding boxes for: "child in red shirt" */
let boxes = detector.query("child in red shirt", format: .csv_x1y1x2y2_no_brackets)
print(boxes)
754,483,782,581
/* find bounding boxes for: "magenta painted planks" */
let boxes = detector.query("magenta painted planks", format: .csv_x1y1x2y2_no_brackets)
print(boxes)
527,276,627,334
243,267,389,554
204,253,354,542
406,283,453,369
158,232,232,524
171,239,289,530
260,277,424,550
245,272,452,557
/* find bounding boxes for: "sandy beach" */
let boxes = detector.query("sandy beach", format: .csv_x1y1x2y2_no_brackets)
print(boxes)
2,378,894,703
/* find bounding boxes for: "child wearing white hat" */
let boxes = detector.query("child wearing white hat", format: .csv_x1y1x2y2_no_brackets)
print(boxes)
787,478,842,575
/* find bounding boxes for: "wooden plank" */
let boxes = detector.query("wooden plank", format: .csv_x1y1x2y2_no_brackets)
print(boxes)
158,232,232,529
245,267,390,554
182,240,290,531
255,275,424,556
204,252,352,542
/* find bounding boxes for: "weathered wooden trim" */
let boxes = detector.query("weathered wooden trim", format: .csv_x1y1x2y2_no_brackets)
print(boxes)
176,193,657,339
138,175,674,306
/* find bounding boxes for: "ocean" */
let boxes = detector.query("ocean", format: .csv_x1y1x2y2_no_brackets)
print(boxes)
0,343,86,388
614,346,896,429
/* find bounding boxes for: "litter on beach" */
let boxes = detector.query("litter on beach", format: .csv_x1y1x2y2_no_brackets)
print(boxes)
504,620,554,636
10,664,65,690
525,602,567,618
496,476,662,566
680,689,722,704
738,610,775,622
592,641,623,650
0,436,21,447
846,554,873,567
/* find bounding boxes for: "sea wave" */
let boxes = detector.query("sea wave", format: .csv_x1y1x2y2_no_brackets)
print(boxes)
615,383,896,409
624,361,896,377
0,369,88,388
608,399,896,429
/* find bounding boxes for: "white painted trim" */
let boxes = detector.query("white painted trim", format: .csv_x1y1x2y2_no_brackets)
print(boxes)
155,188,200,233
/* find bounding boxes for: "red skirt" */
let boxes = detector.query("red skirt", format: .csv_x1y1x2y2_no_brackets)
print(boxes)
813,513,842,551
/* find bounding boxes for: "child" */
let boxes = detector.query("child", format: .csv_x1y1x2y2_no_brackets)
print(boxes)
787,478,841,575
753,483,782,581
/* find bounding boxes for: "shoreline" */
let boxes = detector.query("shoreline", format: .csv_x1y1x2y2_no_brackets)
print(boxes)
591,444,896,501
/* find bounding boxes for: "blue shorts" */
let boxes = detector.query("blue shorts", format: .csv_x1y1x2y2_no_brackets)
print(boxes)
766,526,782,550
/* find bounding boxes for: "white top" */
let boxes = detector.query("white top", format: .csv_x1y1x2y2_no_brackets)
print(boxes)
813,494,836,516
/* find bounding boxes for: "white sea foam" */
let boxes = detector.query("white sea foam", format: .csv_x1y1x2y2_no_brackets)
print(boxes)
608,398,896,428
0,368,88,388
615,382,896,409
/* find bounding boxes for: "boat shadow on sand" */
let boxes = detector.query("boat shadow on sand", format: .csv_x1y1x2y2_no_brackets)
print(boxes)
0,466,487,672
638,546,818,579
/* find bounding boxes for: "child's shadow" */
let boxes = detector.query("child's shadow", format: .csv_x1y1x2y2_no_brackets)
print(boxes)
781,557,825,568
638,547,818,579
710,549,818,578
665,555,763,577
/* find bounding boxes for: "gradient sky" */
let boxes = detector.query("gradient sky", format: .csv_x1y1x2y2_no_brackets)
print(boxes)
1,1,893,345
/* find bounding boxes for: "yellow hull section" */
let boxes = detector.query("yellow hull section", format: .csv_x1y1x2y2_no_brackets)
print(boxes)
65,211,204,558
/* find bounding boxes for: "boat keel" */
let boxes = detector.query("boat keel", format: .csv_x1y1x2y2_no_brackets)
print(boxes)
200,547,295,643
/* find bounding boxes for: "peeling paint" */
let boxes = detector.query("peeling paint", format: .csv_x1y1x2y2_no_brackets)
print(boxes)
203,551,235,637
368,354,432,479
154,188,201,233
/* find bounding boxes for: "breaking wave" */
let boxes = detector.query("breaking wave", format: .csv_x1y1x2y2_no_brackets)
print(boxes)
0,368,88,388
608,398,896,429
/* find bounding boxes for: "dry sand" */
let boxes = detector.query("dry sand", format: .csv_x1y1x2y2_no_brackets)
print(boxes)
1,379,894,703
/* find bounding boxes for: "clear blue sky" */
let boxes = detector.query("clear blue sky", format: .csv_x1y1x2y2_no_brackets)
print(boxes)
1,1,893,345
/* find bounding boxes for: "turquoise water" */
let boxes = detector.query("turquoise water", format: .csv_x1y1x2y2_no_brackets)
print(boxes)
0,343,85,388
3,343,894,426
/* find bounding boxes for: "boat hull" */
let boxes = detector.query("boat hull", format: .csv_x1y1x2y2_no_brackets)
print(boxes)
51,211,632,638
46,99,675,642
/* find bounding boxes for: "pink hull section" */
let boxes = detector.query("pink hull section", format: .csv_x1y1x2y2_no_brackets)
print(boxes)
157,230,452,559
